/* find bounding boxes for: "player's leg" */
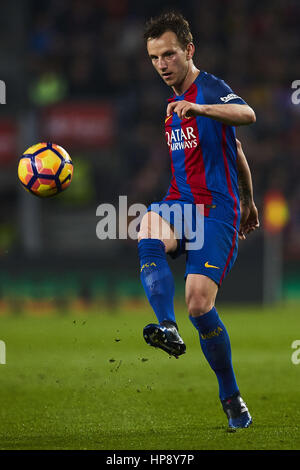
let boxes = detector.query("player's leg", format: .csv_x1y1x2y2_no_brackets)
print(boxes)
138,211,185,356
138,210,178,253
186,274,251,428
185,214,252,428
138,210,177,325
186,274,239,400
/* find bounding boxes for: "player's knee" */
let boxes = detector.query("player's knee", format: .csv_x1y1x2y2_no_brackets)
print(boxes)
137,212,177,253
137,213,151,242
187,292,215,317
137,228,150,242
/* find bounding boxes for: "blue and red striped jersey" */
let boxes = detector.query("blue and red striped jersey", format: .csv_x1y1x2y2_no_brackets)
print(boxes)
164,70,247,229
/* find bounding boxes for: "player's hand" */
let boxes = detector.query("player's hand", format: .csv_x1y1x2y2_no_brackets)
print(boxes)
167,100,199,120
239,202,259,240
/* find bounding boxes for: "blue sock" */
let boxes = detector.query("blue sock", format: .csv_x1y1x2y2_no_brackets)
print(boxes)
138,239,176,325
189,307,239,401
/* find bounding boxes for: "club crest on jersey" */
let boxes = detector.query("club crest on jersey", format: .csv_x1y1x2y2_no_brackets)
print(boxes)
165,127,197,151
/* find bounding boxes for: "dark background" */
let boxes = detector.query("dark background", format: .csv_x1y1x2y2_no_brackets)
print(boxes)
0,0,299,309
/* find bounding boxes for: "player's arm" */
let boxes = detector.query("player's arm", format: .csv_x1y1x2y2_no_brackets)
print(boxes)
236,138,259,240
166,101,256,126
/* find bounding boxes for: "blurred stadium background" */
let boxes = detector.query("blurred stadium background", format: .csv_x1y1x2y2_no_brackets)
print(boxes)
0,0,299,312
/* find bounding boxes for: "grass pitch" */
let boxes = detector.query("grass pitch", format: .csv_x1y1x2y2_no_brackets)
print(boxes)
0,303,299,450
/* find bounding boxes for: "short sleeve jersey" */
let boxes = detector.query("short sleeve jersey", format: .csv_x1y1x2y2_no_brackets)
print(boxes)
164,70,247,229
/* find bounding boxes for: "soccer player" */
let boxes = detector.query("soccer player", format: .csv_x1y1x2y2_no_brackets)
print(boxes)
137,11,259,429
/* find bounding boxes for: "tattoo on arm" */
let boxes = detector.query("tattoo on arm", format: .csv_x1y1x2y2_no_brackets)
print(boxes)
238,173,252,206
236,139,254,206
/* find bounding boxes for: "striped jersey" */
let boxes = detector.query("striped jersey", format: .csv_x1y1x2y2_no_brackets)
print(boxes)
164,70,247,229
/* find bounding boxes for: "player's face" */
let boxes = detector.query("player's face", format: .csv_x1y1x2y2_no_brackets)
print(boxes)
147,31,192,89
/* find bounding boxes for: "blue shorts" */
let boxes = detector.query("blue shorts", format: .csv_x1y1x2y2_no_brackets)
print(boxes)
148,200,239,287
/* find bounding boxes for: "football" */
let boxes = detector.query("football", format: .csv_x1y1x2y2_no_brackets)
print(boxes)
18,142,73,197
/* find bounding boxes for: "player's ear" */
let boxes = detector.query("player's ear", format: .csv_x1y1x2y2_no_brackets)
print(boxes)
186,43,195,60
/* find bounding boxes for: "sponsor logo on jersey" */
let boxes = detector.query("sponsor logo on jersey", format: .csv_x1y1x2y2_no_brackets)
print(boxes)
220,93,240,103
165,126,197,151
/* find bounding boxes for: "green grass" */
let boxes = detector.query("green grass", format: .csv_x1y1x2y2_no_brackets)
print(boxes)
0,304,300,450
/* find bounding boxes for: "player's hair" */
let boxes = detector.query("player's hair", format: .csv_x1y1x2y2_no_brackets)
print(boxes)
144,10,193,50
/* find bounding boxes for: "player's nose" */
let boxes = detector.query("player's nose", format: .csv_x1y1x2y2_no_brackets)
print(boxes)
157,57,167,70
